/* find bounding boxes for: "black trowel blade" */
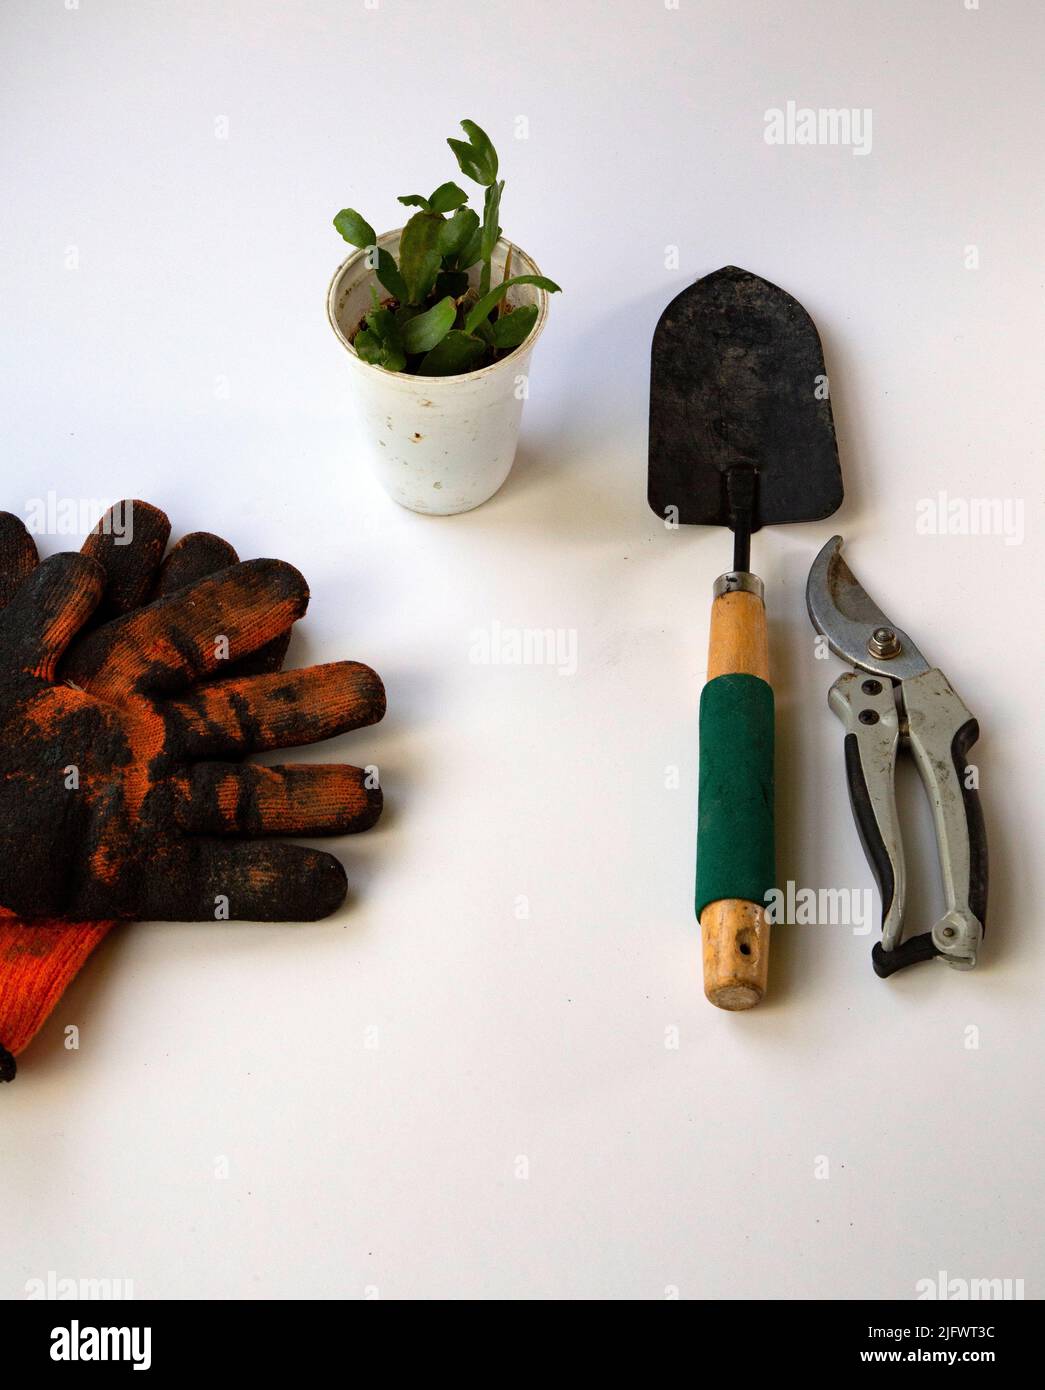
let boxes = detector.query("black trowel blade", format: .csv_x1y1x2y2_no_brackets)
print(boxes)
648,266,842,530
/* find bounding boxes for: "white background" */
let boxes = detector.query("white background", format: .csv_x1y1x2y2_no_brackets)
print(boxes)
1,0,1041,1300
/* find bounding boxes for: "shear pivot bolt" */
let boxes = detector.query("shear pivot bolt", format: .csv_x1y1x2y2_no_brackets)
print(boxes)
868,626,901,659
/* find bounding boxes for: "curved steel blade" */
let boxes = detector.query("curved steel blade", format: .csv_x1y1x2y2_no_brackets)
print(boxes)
806,536,930,680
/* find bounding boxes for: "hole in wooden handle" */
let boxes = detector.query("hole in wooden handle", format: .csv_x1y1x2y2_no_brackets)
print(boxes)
700,899,770,1010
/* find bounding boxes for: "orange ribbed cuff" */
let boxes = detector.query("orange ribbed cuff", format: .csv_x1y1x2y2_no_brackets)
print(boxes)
0,920,115,1080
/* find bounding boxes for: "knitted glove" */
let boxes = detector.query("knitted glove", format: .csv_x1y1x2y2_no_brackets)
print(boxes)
0,502,384,1079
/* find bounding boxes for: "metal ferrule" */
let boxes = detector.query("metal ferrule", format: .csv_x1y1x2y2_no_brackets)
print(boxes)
713,571,764,601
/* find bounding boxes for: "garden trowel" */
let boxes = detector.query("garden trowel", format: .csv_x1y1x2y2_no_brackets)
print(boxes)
648,266,842,1009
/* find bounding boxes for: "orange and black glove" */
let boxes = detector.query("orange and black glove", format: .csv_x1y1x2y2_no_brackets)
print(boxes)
0,502,384,1079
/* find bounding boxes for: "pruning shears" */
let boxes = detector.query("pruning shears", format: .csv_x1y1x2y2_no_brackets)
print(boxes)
806,536,988,978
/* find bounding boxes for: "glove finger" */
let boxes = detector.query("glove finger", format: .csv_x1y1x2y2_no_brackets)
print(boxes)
0,552,103,680
0,513,39,609
80,500,171,620
163,661,386,758
137,841,347,920
228,628,293,677
179,763,382,836
153,534,290,676
63,557,308,701
153,532,239,595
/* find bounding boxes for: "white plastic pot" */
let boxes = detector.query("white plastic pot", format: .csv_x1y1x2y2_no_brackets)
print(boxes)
327,230,551,515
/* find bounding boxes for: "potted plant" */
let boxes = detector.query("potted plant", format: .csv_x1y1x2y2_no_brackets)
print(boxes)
327,120,560,515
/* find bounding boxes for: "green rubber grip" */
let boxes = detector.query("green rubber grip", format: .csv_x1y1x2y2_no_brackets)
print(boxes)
695,672,775,919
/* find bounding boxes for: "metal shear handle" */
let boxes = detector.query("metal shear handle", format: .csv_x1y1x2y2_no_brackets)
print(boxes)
807,538,988,976
828,670,986,974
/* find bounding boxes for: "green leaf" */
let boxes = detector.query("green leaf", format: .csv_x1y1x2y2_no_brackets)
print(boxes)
366,305,399,340
438,207,479,260
398,210,445,305
491,303,538,349
478,181,504,295
363,306,406,372
434,269,470,299
428,181,468,214
398,193,430,210
480,182,504,265
463,275,561,336
401,296,456,355
472,318,496,347
456,222,484,270
333,208,377,248
462,120,498,180
353,328,386,364
418,330,487,376
375,248,408,304
355,304,408,369
447,119,499,186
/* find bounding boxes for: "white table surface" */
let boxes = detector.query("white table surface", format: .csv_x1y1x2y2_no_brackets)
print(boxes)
1,0,1041,1300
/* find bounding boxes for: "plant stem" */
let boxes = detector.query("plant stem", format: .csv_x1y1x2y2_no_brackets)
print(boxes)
497,245,514,317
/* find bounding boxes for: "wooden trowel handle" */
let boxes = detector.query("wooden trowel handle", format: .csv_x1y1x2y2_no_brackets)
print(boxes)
695,577,775,1010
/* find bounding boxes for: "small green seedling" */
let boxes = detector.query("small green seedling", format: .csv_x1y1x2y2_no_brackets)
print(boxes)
334,120,560,376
